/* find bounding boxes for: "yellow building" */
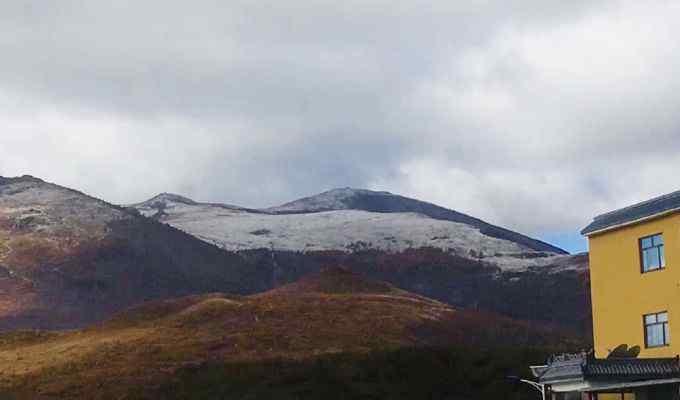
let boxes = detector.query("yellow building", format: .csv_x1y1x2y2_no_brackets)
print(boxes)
582,193,680,360
531,192,680,399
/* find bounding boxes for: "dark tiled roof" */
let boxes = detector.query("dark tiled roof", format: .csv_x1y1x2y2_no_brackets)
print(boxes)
586,358,680,379
536,356,585,383
534,354,680,384
582,190,680,235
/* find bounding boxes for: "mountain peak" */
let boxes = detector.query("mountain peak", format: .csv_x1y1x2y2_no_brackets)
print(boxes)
266,187,393,213
132,192,259,219
264,187,567,254
130,193,199,219
325,187,394,198
0,175,44,186
144,193,198,206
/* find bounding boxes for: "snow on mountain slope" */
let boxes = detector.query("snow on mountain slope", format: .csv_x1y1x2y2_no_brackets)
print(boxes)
135,193,253,218
133,190,577,271
157,207,525,254
267,188,566,254
0,175,127,241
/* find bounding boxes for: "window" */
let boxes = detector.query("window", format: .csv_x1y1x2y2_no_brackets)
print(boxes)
640,234,665,273
644,311,670,348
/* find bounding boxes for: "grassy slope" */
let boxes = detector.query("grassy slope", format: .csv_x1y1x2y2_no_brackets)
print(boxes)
0,269,581,399
241,248,592,334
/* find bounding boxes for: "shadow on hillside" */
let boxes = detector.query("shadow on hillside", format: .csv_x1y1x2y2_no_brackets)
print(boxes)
155,346,562,400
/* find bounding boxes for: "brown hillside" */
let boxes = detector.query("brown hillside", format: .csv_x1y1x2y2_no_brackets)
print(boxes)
0,269,579,399
0,176,259,330
264,266,395,295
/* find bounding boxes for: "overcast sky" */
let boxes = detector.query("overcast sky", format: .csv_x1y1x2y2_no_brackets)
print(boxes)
2,1,680,253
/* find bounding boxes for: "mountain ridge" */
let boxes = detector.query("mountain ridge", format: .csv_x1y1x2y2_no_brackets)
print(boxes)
134,187,567,255
276,188,567,254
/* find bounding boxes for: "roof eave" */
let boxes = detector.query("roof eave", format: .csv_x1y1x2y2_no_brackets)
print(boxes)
530,365,548,378
582,207,680,237
540,376,585,385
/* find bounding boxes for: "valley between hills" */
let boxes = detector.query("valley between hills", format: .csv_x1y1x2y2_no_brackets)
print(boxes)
0,175,590,399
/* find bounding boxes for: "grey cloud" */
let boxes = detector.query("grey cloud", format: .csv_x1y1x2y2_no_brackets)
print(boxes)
1,0,678,250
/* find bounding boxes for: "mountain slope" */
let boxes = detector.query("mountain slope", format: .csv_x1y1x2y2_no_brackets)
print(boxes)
235,248,591,333
132,188,590,331
133,188,570,271
0,269,581,399
267,188,566,254
0,176,262,330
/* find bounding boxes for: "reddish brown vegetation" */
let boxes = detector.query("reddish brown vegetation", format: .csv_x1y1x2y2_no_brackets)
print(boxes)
0,270,583,399
266,267,395,295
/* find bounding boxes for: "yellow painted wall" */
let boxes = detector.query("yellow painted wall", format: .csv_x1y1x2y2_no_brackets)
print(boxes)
588,212,680,359
598,393,634,400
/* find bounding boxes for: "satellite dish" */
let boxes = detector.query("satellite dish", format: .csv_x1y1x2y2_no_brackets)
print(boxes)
607,344,629,358
607,344,640,359
627,345,641,358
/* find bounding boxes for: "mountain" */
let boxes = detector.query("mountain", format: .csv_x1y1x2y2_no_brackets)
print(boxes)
0,176,269,330
132,187,590,332
0,176,589,334
138,193,258,218
133,188,573,272
0,269,581,399
268,188,566,254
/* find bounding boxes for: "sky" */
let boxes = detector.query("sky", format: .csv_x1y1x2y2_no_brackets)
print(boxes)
1,1,680,253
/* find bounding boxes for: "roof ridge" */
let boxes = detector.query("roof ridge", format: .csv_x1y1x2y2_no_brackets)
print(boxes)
594,190,680,221
583,189,680,235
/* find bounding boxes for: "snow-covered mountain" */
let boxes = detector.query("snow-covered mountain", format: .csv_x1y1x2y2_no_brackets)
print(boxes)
266,188,564,253
132,188,579,272
0,176,590,332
